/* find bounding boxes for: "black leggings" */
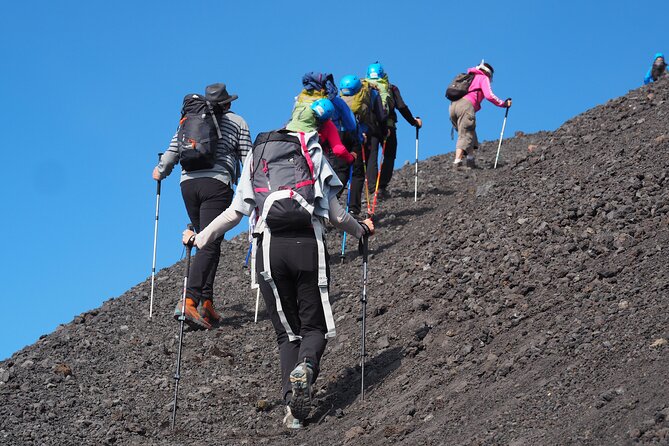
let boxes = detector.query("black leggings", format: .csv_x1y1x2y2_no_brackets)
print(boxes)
256,233,330,402
378,127,398,190
349,135,380,215
180,178,234,303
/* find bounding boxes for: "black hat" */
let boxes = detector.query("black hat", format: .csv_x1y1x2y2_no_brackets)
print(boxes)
205,83,238,105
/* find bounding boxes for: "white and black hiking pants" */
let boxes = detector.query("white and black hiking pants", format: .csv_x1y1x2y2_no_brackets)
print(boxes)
255,230,330,402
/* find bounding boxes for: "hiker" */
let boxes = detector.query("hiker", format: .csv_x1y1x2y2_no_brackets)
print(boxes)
339,74,388,216
644,53,668,85
366,63,422,198
181,128,375,429
449,61,511,168
286,72,357,186
329,94,359,188
313,98,357,185
152,83,252,330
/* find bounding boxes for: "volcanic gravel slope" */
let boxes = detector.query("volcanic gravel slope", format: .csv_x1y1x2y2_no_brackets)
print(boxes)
2,79,669,446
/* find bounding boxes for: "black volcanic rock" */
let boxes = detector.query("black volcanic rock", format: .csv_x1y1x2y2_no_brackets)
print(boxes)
1,77,669,445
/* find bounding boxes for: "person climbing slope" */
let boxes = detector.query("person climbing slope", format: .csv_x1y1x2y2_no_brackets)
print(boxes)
448,61,511,169
181,127,374,429
153,83,252,329
644,53,668,85
367,64,422,198
339,74,387,216
286,73,357,186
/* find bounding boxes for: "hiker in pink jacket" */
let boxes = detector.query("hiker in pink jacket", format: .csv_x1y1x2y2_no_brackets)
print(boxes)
449,61,511,168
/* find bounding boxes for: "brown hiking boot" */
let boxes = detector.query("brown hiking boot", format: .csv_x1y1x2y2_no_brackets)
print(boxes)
200,299,221,325
174,297,212,330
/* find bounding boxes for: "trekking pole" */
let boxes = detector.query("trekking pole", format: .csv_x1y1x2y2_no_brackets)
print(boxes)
371,139,386,215
360,234,369,401
494,105,511,169
361,142,371,215
243,243,252,268
171,224,194,431
254,287,260,323
414,119,420,202
149,153,163,320
340,164,354,264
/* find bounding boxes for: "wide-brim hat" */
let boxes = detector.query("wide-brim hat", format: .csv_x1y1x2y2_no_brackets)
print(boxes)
205,83,238,105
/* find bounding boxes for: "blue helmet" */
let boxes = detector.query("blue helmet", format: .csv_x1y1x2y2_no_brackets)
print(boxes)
367,62,384,79
339,75,362,96
311,98,335,121
655,52,665,60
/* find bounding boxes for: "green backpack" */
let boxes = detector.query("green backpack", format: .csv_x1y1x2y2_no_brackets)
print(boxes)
285,89,327,132
366,75,394,126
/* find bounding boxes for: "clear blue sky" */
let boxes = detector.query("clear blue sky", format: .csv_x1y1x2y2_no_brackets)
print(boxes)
1,0,666,360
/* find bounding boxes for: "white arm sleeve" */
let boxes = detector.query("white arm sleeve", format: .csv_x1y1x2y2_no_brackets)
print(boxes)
194,207,244,248
328,196,364,239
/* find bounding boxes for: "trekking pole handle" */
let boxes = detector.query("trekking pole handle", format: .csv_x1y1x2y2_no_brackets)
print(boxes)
504,100,511,117
156,153,163,193
415,116,420,138
185,224,195,249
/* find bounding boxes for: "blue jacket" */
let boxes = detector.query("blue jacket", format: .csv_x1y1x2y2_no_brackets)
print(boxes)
331,96,356,133
644,53,668,84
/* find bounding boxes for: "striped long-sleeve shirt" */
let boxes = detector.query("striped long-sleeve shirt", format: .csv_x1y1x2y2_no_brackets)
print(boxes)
156,111,252,185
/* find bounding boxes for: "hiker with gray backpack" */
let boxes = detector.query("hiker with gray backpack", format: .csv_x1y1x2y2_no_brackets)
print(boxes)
181,126,375,429
152,83,252,330
446,61,512,168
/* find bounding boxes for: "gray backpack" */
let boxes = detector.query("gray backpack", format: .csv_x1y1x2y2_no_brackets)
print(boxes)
251,129,317,233
249,129,337,341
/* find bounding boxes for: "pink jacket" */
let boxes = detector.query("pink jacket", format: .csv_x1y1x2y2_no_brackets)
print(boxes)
319,119,354,164
464,67,506,112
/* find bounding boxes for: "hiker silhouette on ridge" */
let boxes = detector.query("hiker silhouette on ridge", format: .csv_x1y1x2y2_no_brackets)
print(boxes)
644,53,668,85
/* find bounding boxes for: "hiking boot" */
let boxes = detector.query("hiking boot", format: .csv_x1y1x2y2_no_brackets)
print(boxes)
377,188,389,199
465,158,478,169
173,297,212,330
283,406,303,429
288,361,313,422
199,299,221,325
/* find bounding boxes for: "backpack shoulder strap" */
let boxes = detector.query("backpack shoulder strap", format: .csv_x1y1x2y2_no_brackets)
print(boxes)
298,132,316,179
205,101,223,139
